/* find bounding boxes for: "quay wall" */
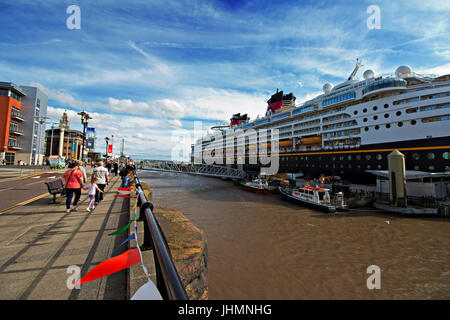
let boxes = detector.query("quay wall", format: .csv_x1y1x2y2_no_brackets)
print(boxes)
127,182,208,300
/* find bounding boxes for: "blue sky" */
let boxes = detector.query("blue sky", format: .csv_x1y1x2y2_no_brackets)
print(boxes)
1,0,449,160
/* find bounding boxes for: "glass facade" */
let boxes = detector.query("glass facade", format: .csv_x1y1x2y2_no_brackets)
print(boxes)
322,92,355,107
363,78,406,95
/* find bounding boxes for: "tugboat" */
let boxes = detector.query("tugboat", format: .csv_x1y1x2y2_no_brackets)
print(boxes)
278,185,336,213
240,177,272,194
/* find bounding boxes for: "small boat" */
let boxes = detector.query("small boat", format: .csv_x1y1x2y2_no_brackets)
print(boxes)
240,177,272,194
278,185,336,213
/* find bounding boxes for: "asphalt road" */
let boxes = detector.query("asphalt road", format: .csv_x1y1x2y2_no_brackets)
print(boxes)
0,172,65,212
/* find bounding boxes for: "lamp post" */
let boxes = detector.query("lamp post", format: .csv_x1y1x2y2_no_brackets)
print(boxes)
105,136,110,159
33,116,49,165
77,111,92,162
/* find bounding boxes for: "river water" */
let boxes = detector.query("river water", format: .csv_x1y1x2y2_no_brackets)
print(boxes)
139,170,450,299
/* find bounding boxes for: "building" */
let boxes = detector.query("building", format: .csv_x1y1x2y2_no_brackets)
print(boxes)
0,82,27,165
44,111,84,162
16,85,48,165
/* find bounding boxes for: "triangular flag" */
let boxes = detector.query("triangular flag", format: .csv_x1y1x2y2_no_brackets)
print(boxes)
74,248,141,286
108,220,133,236
110,233,137,257
131,281,163,300
117,187,131,191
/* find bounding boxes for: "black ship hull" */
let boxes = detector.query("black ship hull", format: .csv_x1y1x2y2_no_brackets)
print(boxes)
224,137,450,183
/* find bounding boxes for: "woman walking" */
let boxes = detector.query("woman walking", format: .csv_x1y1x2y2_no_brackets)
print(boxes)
63,161,84,213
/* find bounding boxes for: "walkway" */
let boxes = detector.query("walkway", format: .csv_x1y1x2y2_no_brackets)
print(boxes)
0,175,131,299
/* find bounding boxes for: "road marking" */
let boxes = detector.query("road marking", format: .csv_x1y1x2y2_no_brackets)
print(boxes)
0,187,14,192
26,181,45,186
32,176,41,179
0,193,49,215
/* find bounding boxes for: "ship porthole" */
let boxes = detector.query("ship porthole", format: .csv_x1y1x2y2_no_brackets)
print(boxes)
376,154,382,160
412,153,420,160
428,165,435,171
398,122,403,127
386,123,391,128
373,106,378,111
414,165,420,170
427,152,435,160
384,104,389,108
443,152,450,160
384,113,389,118
411,120,417,125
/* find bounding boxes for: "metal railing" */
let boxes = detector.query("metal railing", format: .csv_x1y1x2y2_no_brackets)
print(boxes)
134,174,188,300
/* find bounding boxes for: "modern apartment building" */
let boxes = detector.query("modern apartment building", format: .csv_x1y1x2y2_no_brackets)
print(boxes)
0,82,27,165
0,82,48,165
18,86,48,165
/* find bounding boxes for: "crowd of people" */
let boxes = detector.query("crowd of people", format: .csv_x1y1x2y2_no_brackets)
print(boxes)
63,159,136,213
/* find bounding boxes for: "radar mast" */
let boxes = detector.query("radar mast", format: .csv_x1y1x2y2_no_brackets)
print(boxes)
348,58,363,81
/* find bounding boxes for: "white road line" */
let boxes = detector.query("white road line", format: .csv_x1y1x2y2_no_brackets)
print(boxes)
0,187,14,192
26,181,46,186
32,176,41,179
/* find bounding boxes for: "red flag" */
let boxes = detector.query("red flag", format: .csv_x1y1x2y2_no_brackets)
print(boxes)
114,194,137,198
74,248,141,286
117,187,131,191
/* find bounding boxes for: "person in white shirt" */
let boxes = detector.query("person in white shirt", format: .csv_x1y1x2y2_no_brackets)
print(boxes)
78,161,87,183
92,161,109,204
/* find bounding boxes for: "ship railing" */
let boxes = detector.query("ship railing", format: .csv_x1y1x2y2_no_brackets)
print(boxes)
133,174,188,300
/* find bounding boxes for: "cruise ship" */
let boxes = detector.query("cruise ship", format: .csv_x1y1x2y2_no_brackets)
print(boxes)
192,60,450,182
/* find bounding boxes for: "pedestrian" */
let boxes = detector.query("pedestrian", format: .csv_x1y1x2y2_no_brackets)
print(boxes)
113,162,119,177
85,177,103,212
106,160,112,174
63,161,84,213
120,160,136,188
78,161,87,184
92,161,109,205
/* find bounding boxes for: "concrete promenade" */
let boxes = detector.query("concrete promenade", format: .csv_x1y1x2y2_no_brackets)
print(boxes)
0,174,131,299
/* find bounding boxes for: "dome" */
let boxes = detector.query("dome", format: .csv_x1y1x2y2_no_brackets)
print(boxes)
363,69,375,80
395,65,412,78
322,83,333,93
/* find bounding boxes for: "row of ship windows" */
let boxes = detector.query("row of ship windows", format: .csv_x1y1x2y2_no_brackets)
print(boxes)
281,152,449,162
286,163,447,172
363,115,450,131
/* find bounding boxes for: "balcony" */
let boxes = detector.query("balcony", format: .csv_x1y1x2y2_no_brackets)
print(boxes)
11,110,25,121
8,140,22,150
9,126,24,136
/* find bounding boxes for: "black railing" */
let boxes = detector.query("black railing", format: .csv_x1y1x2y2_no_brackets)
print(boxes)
134,174,188,300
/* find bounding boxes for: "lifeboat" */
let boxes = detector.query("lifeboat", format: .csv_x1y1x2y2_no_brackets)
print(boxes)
301,136,322,145
279,140,293,148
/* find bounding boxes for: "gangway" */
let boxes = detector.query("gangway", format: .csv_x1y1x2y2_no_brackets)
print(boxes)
139,160,247,180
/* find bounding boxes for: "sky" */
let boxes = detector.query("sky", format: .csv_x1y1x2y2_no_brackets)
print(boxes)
0,0,449,160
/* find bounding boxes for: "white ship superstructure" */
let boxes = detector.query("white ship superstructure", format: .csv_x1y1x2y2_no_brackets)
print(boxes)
192,60,450,181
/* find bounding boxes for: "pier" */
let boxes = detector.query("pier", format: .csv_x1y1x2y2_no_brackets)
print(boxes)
0,167,201,300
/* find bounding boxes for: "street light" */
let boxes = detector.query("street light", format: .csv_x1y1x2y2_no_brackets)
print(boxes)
77,110,92,162
105,136,110,159
33,116,49,165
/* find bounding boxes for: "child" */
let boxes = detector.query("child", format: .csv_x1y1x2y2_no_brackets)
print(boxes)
86,177,103,212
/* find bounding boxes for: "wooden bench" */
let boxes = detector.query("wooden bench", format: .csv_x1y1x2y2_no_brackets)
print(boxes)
45,179,65,204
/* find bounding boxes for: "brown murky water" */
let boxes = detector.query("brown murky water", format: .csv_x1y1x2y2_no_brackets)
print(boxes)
140,170,450,300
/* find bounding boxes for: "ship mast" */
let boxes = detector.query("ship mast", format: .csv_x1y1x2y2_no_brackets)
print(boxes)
347,58,363,80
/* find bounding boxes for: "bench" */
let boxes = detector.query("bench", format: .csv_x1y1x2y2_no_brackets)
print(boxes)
45,179,65,204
